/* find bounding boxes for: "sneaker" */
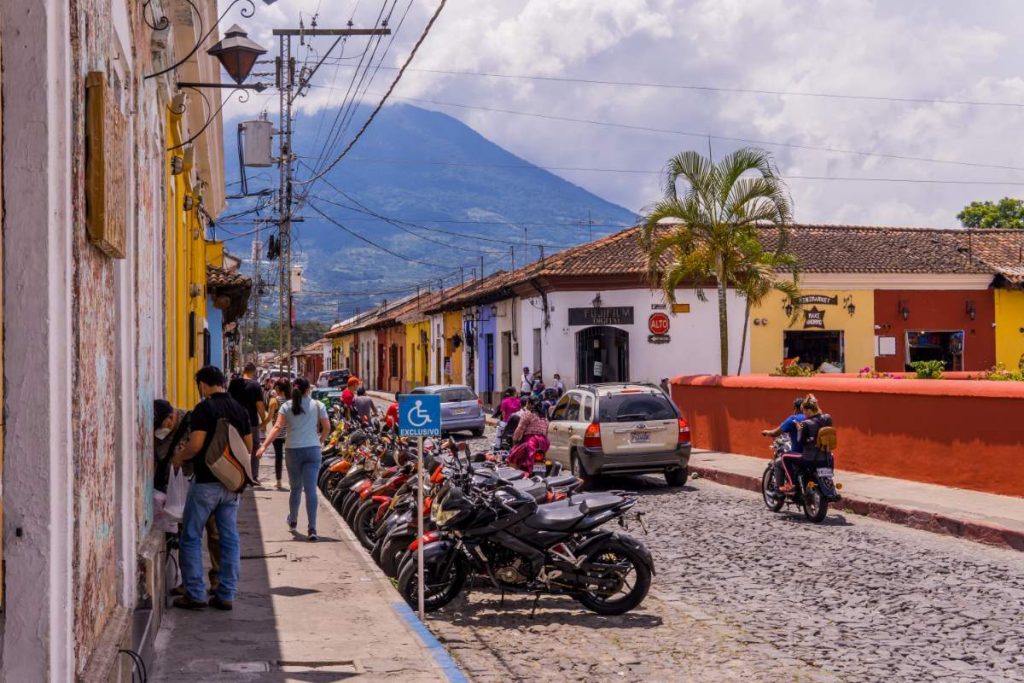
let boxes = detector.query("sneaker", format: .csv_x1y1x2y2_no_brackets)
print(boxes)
308,530,318,542
287,518,297,531
276,480,287,491
208,596,233,611
170,585,186,597
173,595,208,610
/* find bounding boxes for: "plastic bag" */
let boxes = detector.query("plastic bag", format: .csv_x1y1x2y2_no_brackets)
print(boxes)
164,467,188,522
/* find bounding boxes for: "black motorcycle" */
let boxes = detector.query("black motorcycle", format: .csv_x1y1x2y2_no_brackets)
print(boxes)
761,435,842,522
396,456,653,615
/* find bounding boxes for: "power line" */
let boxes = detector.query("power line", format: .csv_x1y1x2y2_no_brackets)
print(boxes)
296,0,449,189
368,93,1024,174
325,63,1024,110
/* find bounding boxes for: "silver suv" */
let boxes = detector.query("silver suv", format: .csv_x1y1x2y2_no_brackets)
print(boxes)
546,383,691,487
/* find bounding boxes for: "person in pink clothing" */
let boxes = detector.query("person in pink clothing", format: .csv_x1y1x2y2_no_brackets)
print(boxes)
495,387,522,421
509,397,550,473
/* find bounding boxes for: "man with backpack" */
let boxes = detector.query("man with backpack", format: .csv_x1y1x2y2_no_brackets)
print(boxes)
172,366,253,611
229,362,267,485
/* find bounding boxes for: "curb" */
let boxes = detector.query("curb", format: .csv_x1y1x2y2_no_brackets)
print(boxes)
321,492,470,682
689,464,1024,553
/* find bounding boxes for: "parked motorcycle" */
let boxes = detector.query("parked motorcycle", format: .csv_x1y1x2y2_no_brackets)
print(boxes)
761,435,842,522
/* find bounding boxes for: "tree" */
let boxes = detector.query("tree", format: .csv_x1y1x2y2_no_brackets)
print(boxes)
640,148,795,375
957,197,1024,229
733,240,800,375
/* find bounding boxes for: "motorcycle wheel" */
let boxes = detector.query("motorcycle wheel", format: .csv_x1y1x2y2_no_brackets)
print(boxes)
802,482,829,523
761,466,785,512
575,539,652,616
371,535,386,566
352,499,381,551
380,535,414,578
330,486,351,512
397,552,467,612
342,493,364,527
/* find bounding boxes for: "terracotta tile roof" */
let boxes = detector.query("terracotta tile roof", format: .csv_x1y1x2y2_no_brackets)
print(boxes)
207,265,252,289
949,230,1024,285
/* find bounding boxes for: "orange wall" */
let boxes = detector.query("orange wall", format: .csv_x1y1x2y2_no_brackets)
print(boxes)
671,374,1024,498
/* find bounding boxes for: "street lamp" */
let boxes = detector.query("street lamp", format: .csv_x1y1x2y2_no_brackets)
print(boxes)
208,24,267,85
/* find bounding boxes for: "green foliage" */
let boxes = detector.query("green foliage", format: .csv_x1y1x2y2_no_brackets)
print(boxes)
983,363,1024,381
639,147,795,376
771,360,817,377
909,360,945,379
956,197,1024,229
251,321,329,354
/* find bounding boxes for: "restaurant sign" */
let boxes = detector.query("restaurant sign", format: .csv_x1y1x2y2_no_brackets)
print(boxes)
796,295,837,306
568,306,634,326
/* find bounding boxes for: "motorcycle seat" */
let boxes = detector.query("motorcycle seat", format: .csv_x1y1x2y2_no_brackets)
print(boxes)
544,473,578,490
524,503,585,531
573,493,623,515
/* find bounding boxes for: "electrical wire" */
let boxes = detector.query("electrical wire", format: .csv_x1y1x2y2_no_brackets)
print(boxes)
296,0,449,188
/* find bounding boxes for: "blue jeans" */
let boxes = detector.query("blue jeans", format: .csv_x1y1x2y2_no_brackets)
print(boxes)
286,446,321,532
180,482,240,602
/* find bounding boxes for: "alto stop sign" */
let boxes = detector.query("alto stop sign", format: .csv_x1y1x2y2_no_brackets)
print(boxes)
648,312,670,335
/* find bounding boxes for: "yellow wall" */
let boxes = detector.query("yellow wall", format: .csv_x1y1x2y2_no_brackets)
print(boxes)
995,289,1024,371
333,333,354,369
750,289,876,374
164,109,211,408
405,320,431,389
442,310,463,384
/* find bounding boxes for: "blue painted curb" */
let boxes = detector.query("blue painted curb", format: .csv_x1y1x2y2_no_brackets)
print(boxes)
392,601,469,683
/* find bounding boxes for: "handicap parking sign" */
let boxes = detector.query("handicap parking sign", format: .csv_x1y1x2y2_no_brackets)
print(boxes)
398,394,442,437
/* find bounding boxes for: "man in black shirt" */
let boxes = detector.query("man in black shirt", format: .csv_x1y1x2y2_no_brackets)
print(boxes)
172,366,252,610
229,362,267,484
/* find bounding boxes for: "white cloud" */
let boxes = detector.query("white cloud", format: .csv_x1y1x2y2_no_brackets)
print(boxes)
225,0,1024,226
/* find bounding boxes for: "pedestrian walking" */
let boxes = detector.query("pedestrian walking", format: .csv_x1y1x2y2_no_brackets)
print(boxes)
228,362,267,484
258,377,331,541
266,379,291,490
520,367,533,395
172,366,252,611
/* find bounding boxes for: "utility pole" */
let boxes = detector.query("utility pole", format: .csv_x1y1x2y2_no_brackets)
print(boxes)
250,220,264,363
272,26,390,375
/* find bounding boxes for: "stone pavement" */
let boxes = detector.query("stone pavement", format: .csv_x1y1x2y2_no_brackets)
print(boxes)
150,457,464,682
690,449,1024,551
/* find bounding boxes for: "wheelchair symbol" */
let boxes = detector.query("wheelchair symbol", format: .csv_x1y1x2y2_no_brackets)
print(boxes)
406,400,432,428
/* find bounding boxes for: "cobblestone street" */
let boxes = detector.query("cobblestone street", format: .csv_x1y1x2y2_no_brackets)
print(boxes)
426,427,1024,682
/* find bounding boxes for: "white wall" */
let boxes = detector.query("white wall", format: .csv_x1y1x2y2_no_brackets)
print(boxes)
494,298,519,391
518,287,751,390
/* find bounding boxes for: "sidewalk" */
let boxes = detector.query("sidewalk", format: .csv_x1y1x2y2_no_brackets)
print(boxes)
150,458,465,682
690,450,1024,552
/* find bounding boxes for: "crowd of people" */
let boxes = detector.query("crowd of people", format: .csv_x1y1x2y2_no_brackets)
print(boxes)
153,363,346,612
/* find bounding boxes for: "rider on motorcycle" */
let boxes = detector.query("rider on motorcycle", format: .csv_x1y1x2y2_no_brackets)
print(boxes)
508,396,550,473
761,397,806,494
795,394,833,462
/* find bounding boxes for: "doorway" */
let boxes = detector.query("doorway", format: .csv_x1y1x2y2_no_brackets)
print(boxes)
576,326,629,384
783,331,844,371
906,330,964,371
500,331,512,389
484,333,495,402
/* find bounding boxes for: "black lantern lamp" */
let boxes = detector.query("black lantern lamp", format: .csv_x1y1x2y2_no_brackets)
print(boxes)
592,293,603,310
965,300,977,321
784,302,794,318
208,24,267,85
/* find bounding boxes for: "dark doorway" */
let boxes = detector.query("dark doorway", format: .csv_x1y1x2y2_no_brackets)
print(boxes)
500,331,512,389
576,326,629,384
484,333,495,404
906,330,964,371
783,331,844,371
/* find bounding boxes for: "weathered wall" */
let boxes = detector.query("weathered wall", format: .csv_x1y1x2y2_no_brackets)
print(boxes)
671,374,1024,497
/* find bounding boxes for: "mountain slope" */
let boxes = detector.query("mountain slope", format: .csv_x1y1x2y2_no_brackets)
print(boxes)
223,104,638,320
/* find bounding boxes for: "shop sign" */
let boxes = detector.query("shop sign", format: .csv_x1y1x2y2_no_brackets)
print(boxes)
568,306,634,326
648,313,670,335
671,303,691,314
803,307,826,329
648,334,671,344
796,295,837,306
651,303,667,310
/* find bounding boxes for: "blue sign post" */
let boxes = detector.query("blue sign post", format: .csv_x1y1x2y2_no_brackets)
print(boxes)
398,394,442,437
397,393,441,619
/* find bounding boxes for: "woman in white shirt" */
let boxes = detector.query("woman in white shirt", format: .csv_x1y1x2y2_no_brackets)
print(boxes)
258,377,330,541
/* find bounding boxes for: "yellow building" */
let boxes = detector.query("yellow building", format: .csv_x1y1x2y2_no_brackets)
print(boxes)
750,289,876,374
404,319,431,389
994,289,1024,370
442,310,464,384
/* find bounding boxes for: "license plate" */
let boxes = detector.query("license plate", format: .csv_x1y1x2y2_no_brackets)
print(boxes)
816,468,834,478
630,431,650,443
532,462,548,475
452,408,468,416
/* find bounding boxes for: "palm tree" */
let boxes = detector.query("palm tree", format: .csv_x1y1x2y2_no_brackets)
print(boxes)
733,239,801,374
640,148,795,375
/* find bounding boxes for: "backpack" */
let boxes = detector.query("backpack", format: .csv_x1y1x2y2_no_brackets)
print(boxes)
204,417,255,493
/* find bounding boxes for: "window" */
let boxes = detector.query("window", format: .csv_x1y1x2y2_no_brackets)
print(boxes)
783,331,844,371
906,330,964,371
564,393,581,421
389,344,399,379
439,387,476,403
550,394,572,421
598,393,677,423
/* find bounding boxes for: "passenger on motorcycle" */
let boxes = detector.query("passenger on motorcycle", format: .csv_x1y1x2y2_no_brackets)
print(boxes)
782,394,833,494
508,397,550,473
761,397,806,493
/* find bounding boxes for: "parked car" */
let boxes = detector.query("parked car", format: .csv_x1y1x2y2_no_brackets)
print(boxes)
546,383,691,487
317,368,352,388
259,369,296,388
409,384,485,437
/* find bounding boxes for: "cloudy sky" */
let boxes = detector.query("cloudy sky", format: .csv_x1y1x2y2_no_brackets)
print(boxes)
226,0,1024,227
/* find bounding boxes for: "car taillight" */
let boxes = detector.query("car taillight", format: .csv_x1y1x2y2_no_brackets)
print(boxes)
678,418,691,444
408,531,440,551
584,423,602,449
